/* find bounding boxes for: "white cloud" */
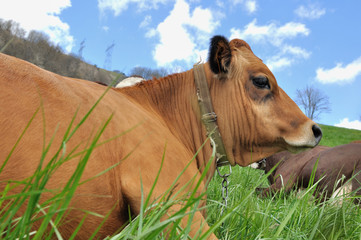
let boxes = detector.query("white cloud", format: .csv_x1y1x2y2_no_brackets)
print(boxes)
265,45,311,71
230,20,271,43
266,56,292,71
232,0,258,14
335,118,361,131
295,4,326,20
139,15,152,28
145,28,157,38
230,19,310,71
0,0,73,52
98,0,129,15
150,0,220,67
245,0,257,13
316,56,361,84
276,22,310,42
194,49,208,63
230,19,309,47
282,45,311,59
98,0,168,16
215,0,225,8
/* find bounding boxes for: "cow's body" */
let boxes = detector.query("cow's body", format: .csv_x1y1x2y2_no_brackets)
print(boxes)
0,36,321,239
257,143,361,203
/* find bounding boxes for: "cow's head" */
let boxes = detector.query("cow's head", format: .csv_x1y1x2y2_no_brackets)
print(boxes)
206,35,322,166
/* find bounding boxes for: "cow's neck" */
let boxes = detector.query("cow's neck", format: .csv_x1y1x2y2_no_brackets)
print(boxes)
120,68,216,181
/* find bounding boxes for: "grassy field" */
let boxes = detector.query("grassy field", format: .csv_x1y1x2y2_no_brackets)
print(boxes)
318,124,361,147
1,122,360,239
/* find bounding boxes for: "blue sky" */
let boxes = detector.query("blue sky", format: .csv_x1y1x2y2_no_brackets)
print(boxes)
1,0,361,130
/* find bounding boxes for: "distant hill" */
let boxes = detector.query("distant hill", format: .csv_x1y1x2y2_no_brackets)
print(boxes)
319,124,361,147
0,19,125,85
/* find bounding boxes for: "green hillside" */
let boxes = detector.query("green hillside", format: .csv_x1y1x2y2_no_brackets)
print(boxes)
319,124,361,147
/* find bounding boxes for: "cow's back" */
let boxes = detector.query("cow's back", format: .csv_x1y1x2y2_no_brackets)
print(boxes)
302,143,361,193
266,146,329,186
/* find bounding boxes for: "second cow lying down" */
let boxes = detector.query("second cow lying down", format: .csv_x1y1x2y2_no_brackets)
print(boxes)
255,143,361,203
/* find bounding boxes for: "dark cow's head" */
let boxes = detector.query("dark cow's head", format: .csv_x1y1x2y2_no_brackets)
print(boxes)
206,36,322,166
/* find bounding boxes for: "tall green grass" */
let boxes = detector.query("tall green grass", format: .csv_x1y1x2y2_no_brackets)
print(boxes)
206,166,361,239
1,95,361,240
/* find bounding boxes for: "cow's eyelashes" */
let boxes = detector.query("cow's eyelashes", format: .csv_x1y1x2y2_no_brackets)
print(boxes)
252,76,270,90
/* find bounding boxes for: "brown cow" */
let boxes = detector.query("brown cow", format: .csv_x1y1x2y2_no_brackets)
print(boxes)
255,143,361,204
0,36,322,239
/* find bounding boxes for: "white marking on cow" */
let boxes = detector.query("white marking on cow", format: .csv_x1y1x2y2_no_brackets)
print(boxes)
115,77,145,88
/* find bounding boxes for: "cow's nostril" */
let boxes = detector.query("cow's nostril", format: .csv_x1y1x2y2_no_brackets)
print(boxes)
312,125,322,144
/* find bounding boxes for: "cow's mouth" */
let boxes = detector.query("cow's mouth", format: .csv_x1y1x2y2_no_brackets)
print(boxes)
254,138,315,156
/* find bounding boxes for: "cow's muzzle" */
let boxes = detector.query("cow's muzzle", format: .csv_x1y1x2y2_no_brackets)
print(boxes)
312,124,322,145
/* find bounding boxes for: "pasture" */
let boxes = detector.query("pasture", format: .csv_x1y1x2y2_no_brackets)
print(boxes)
318,124,361,147
1,115,360,239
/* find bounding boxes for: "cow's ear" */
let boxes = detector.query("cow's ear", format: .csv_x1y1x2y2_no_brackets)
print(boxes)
208,35,232,74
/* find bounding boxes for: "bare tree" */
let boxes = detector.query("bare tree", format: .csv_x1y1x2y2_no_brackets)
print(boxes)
295,85,331,120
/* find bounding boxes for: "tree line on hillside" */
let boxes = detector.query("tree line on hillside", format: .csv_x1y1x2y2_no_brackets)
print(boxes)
129,66,169,79
0,19,123,85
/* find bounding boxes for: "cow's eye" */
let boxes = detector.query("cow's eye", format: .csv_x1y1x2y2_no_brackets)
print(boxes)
252,76,270,89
